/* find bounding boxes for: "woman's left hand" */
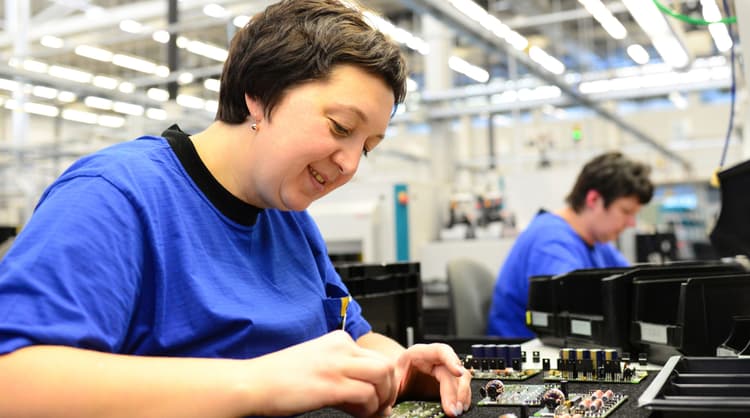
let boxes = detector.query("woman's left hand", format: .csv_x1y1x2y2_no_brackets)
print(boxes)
394,343,472,417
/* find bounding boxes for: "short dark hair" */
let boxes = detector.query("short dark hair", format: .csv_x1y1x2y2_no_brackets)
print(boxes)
566,151,653,212
216,0,408,123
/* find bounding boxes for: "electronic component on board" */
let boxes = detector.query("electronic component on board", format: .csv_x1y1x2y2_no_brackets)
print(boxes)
388,401,444,418
478,379,505,400
543,347,648,383
541,387,566,411
461,352,541,380
539,388,628,418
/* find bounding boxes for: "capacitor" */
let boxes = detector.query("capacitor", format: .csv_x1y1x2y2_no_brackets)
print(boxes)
483,379,504,400
541,387,566,411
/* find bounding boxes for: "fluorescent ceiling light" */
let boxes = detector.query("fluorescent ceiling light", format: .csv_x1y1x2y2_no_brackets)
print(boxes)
406,78,418,92
147,88,170,102
48,65,92,83
448,56,490,83
112,54,157,74
668,91,688,109
113,101,144,116
185,40,228,62
622,0,690,69
4,100,55,117
155,66,171,78
98,115,125,128
31,85,59,99
203,4,228,19
528,46,565,75
204,78,221,92
92,75,119,90
363,11,429,55
5,100,59,117
119,19,143,34
177,72,194,85
578,60,729,95
75,45,113,62
153,30,170,44
62,109,98,124
233,15,250,28
84,96,113,110
176,94,206,109
701,0,732,52
40,36,64,49
85,6,105,19
146,108,167,120
652,37,690,69
57,91,77,103
118,82,135,93
22,59,49,73
578,0,627,40
627,44,650,65
176,36,190,49
24,102,60,117
205,100,218,113
506,31,529,51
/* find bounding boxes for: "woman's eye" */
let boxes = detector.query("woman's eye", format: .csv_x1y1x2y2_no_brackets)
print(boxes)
329,119,350,136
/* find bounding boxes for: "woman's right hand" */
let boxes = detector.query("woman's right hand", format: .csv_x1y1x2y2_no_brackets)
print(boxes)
245,330,398,417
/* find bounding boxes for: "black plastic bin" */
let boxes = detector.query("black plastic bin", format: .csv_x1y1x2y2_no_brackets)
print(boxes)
336,262,422,347
631,273,750,364
639,356,750,416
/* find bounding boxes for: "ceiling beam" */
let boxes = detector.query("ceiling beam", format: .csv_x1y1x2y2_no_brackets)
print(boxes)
0,0,269,49
504,3,628,28
399,0,692,173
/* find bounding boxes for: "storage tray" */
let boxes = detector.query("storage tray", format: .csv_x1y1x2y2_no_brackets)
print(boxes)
638,356,750,416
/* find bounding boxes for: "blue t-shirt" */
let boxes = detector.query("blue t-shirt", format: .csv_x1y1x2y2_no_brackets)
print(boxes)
0,125,371,357
487,211,629,338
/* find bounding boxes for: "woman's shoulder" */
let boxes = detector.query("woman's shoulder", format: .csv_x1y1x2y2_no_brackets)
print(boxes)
59,136,174,182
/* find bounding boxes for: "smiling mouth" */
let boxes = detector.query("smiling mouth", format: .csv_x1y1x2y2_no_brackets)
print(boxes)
309,166,326,185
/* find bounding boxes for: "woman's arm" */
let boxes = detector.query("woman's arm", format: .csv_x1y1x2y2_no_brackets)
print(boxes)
0,331,398,418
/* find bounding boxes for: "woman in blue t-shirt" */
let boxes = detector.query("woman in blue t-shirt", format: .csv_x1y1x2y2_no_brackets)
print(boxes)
0,1,471,417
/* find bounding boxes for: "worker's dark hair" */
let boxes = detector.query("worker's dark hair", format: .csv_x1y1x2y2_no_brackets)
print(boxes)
216,0,407,123
566,151,653,212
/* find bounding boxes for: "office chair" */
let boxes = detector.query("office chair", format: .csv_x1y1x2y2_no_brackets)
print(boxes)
446,258,497,337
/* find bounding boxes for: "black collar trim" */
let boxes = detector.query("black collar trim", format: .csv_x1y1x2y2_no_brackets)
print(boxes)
162,124,262,226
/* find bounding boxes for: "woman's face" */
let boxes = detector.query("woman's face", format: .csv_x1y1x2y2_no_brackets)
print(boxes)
244,64,395,211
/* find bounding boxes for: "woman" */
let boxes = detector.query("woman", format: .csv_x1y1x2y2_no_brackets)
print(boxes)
0,0,471,417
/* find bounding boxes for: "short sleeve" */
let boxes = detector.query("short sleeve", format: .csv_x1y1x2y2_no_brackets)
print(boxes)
0,176,145,355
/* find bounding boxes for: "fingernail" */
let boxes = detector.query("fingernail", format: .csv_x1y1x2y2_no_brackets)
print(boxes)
453,402,463,416
463,402,470,412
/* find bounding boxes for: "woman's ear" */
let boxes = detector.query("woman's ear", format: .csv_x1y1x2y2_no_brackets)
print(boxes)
244,94,264,124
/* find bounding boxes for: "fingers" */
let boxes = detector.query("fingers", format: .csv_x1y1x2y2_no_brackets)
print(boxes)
435,365,471,417
274,331,398,417
395,343,471,417
334,337,398,416
334,378,384,418
402,343,465,377
347,354,397,414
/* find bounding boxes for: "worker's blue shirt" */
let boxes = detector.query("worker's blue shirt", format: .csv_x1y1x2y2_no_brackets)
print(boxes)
0,125,370,357
487,211,629,338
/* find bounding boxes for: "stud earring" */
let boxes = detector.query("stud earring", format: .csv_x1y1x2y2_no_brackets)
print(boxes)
251,123,257,131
